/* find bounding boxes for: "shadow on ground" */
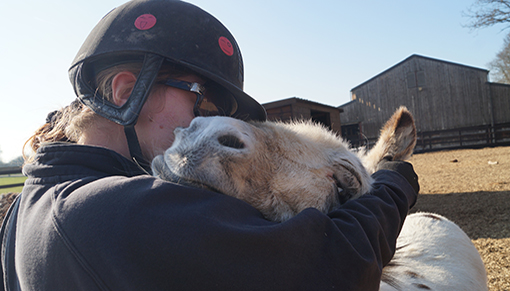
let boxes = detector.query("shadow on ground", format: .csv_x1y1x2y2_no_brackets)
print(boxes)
411,191,510,239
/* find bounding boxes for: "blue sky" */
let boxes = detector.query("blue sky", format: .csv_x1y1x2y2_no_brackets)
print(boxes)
0,0,506,162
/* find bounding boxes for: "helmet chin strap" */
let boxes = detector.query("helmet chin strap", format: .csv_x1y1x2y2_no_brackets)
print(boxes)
124,124,152,174
120,54,165,174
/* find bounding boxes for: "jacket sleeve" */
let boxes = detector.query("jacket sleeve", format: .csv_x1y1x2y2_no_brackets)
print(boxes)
322,169,417,289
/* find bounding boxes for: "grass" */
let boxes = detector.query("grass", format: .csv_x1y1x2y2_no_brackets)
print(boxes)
0,176,26,194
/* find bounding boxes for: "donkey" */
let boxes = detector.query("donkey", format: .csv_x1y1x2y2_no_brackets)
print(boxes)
153,107,415,222
152,107,487,290
380,212,488,291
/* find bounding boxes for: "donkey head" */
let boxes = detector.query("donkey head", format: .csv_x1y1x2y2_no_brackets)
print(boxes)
152,107,416,222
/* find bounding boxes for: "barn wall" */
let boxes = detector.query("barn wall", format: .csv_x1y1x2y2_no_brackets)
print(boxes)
263,98,343,135
266,105,293,121
338,101,363,125
489,83,510,124
346,55,491,140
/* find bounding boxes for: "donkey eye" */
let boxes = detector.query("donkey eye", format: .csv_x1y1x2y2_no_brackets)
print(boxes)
218,134,245,149
333,174,355,204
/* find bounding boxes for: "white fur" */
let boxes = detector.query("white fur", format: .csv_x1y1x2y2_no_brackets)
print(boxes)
380,213,488,291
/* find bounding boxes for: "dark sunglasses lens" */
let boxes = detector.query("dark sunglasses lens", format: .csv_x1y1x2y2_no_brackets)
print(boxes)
197,84,238,117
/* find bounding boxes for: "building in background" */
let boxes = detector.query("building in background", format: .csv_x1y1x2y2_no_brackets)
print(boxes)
262,97,343,135
339,54,510,151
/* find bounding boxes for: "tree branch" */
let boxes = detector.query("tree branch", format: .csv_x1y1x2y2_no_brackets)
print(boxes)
463,0,510,30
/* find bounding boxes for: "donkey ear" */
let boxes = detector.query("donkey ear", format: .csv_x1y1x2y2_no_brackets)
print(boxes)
363,107,417,173
382,106,417,161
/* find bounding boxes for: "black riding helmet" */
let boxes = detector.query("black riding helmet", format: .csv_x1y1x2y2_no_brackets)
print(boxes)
68,0,266,169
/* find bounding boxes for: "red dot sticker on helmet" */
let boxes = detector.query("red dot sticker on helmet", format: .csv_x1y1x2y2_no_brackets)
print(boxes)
218,36,234,56
135,14,157,30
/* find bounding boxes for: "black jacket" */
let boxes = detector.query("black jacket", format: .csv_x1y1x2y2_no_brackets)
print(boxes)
1,143,416,291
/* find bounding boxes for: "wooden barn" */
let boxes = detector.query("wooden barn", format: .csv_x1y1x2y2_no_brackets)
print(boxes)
339,54,510,151
262,97,343,135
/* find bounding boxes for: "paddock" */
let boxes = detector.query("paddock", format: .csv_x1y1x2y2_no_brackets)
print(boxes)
408,145,510,291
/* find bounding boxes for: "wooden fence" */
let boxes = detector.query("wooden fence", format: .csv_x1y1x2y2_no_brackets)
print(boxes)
414,122,510,153
0,167,24,189
345,122,510,153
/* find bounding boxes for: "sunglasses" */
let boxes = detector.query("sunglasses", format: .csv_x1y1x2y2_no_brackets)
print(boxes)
161,79,238,117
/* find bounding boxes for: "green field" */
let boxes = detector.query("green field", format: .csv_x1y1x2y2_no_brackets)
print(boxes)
0,176,26,194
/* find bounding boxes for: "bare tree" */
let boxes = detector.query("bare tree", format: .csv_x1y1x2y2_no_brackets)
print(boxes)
488,33,510,83
464,1,510,83
464,0,510,30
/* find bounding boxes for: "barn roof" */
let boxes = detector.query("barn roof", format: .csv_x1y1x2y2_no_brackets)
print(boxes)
350,54,489,92
262,97,343,111
337,100,356,109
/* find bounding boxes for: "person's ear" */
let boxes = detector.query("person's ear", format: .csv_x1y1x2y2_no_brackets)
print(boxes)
111,71,137,107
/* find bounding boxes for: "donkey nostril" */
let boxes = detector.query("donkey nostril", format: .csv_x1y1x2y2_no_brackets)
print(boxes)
218,134,245,149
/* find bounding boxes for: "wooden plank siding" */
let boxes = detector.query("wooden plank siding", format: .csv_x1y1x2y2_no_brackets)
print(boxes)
265,105,293,121
339,54,510,148
263,97,343,135
489,82,510,124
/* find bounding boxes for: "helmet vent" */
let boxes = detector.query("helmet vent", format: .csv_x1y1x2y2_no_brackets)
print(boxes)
218,36,234,56
134,14,157,30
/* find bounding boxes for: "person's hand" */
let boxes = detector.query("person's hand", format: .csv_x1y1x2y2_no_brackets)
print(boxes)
377,157,420,194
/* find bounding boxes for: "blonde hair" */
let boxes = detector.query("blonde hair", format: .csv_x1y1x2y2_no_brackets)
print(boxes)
25,61,196,161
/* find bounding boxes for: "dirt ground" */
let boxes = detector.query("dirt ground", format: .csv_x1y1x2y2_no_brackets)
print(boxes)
408,146,510,291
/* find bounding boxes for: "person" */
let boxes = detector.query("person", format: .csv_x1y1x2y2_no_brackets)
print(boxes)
0,0,419,290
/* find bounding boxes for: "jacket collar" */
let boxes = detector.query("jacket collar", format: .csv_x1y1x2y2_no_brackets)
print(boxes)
23,143,149,181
